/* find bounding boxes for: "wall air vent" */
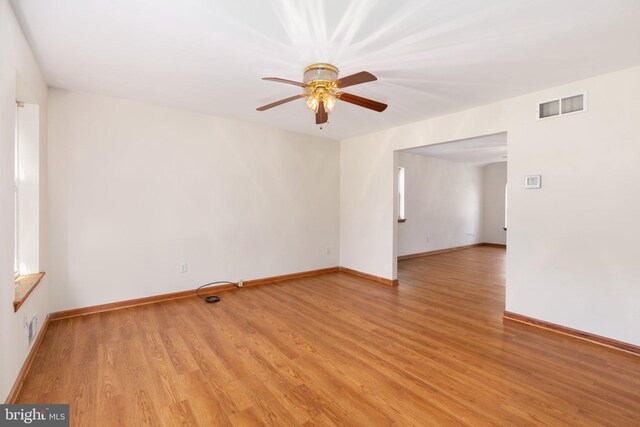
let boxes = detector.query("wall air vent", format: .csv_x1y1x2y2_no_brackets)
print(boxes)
538,93,586,119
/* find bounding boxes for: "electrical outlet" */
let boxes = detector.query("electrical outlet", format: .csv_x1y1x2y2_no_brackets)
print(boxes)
325,247,330,255
179,262,187,273
237,280,244,288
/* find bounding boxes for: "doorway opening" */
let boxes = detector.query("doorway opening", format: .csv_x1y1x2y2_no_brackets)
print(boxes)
393,132,507,279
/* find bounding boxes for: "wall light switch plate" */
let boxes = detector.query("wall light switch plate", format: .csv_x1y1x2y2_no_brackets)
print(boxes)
525,175,541,189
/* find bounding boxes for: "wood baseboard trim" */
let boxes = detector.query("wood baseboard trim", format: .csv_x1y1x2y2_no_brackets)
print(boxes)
398,243,485,260
50,267,339,321
503,311,640,356
482,243,507,248
338,267,398,287
5,314,51,404
244,267,338,287
398,243,506,260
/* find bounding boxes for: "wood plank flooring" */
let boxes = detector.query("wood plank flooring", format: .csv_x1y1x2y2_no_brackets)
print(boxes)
16,247,640,426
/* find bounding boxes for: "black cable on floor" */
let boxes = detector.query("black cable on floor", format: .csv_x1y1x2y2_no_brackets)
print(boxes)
195,281,242,303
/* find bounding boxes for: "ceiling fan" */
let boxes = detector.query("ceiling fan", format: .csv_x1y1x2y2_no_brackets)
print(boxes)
256,63,387,125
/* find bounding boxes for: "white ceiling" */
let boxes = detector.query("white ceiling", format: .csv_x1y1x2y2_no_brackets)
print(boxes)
403,132,507,166
11,0,640,140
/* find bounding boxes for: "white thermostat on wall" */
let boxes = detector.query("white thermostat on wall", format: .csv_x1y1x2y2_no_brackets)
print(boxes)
524,175,541,189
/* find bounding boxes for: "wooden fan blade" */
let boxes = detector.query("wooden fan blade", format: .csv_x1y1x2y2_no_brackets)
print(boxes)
338,92,387,112
336,71,377,89
257,94,305,111
316,102,328,125
262,77,308,88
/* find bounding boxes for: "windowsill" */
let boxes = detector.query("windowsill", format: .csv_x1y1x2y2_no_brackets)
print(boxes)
14,272,45,312
398,219,406,223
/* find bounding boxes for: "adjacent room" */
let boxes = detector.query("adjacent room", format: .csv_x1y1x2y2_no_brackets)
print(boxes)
396,133,508,260
2,1,640,425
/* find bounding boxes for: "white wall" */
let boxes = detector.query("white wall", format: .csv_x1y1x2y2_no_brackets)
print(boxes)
0,0,49,402
340,65,640,346
482,162,507,245
47,89,340,312
397,152,483,256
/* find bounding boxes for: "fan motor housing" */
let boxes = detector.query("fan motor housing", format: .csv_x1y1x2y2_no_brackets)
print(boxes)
303,63,339,85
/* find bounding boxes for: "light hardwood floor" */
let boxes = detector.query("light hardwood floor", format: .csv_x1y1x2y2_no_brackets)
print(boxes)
16,247,640,425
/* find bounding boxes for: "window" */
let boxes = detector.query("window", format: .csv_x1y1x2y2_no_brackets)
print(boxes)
13,101,43,312
504,183,508,230
14,103,20,276
397,167,405,222
14,101,40,276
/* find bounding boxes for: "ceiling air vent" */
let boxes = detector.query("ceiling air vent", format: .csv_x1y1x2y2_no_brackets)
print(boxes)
538,93,586,119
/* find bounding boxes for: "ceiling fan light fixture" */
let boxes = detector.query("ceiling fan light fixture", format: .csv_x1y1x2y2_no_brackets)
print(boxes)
306,86,337,113
324,92,337,112
303,64,340,113
306,94,320,113
257,63,387,124
303,63,339,84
